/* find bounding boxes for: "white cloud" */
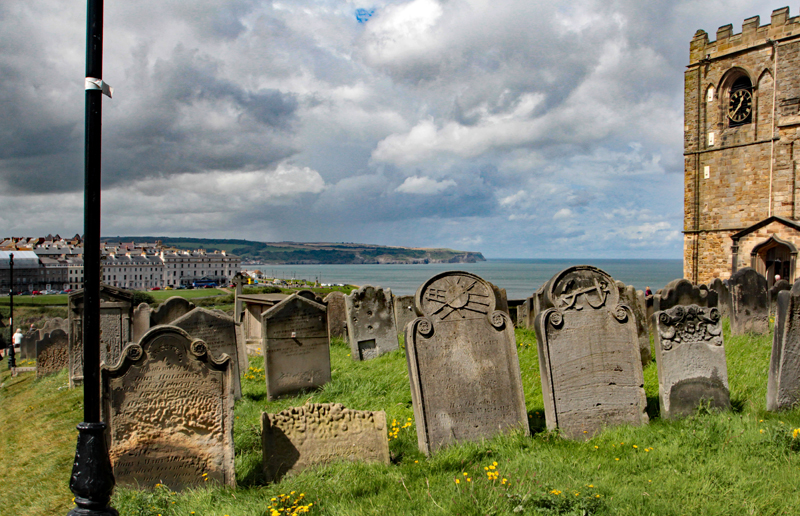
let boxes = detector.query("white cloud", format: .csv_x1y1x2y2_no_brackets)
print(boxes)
396,175,456,194
553,208,574,220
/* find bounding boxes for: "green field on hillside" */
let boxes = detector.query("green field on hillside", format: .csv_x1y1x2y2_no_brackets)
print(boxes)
2,321,799,515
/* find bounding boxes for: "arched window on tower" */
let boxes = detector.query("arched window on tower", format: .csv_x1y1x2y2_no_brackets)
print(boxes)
728,75,753,127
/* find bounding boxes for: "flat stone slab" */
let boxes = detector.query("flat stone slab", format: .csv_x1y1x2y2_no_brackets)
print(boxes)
262,294,330,399
654,305,730,418
261,403,389,482
534,265,648,440
101,326,235,490
406,271,527,455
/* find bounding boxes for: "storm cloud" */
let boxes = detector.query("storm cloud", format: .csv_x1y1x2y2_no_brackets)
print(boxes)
0,1,781,257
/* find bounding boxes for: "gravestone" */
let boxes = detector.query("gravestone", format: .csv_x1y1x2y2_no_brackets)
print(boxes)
150,296,196,326
768,280,800,411
172,307,243,399
36,329,69,378
653,279,717,312
517,297,532,328
297,290,323,304
616,281,651,366
323,291,348,340
709,278,731,318
132,303,151,343
69,285,134,387
42,317,68,335
20,329,39,359
769,279,791,316
728,268,769,335
406,271,527,455
534,265,648,440
393,294,419,336
262,294,330,399
232,272,246,323
101,326,235,490
345,286,399,360
261,403,390,481
654,305,730,418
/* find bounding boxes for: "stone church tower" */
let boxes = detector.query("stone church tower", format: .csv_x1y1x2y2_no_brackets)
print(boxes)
684,7,800,287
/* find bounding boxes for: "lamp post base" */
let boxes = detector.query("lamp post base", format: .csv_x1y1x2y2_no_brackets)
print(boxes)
68,422,118,516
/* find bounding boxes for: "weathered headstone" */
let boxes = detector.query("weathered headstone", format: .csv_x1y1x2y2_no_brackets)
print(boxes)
654,305,730,418
101,326,235,490
69,285,134,387
172,307,243,399
36,329,69,378
392,294,419,335
709,278,731,318
323,291,348,340
297,290,323,304
20,329,39,359
769,279,791,316
150,296,196,327
262,294,330,399
42,317,68,335
232,272,246,323
616,281,651,366
406,271,527,455
534,265,648,440
728,268,769,335
132,302,151,343
768,280,800,411
517,297,532,328
653,279,718,313
261,403,389,481
345,286,399,360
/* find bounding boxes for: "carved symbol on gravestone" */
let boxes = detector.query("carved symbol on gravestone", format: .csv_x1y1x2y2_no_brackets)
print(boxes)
558,277,610,311
657,305,722,351
422,276,490,320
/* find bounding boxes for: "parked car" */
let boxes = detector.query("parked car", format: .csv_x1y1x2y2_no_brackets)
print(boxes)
164,286,173,290
177,285,187,290
151,287,161,291
31,291,42,296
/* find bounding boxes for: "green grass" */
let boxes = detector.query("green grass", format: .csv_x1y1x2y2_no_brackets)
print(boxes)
0,294,69,306
2,322,800,515
149,289,226,301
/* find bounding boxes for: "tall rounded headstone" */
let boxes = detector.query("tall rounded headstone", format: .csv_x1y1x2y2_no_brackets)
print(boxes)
728,268,769,335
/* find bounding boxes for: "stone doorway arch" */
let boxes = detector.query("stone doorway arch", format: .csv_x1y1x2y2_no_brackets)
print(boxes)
750,235,796,288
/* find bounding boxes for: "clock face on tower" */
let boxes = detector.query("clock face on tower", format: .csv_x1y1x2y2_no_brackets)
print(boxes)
728,88,753,123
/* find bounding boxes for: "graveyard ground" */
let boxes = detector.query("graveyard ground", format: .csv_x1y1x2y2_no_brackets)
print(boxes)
2,321,800,515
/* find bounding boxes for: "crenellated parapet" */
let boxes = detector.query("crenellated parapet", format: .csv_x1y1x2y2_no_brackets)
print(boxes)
691,7,800,63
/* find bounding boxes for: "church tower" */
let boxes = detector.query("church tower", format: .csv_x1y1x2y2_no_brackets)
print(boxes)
684,7,800,287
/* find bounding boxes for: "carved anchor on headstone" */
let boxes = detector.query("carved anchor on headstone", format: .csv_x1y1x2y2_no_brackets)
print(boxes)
559,278,610,310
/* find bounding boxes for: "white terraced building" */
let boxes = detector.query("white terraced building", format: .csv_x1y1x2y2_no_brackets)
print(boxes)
160,250,240,287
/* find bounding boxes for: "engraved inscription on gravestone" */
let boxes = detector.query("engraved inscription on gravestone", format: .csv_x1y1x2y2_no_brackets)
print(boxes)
768,281,800,411
534,265,648,440
654,305,730,418
172,307,244,400
406,271,527,455
261,403,390,482
262,294,330,399
345,286,399,361
101,326,235,490
36,329,69,378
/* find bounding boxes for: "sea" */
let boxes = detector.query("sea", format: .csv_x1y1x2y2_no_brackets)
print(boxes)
243,259,684,299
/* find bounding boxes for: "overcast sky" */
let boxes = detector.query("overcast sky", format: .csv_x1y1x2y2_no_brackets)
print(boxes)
0,1,785,258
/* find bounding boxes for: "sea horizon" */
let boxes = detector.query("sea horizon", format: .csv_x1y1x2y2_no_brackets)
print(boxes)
243,257,684,299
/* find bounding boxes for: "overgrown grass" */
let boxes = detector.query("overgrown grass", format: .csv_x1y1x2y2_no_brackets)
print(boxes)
3,322,800,515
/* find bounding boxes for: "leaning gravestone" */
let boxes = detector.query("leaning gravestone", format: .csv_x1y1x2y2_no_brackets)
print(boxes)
406,271,527,455
616,281,651,366
172,307,244,399
101,326,235,490
69,285,134,387
322,291,347,340
345,286,399,360
768,281,800,411
769,279,791,316
654,305,730,418
150,296,196,327
36,329,69,378
708,278,731,318
261,403,390,481
728,268,769,335
393,294,419,335
132,302,151,343
534,265,648,440
262,294,330,399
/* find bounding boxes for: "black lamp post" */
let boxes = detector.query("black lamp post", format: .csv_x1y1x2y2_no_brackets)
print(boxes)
8,252,15,371
67,1,117,514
